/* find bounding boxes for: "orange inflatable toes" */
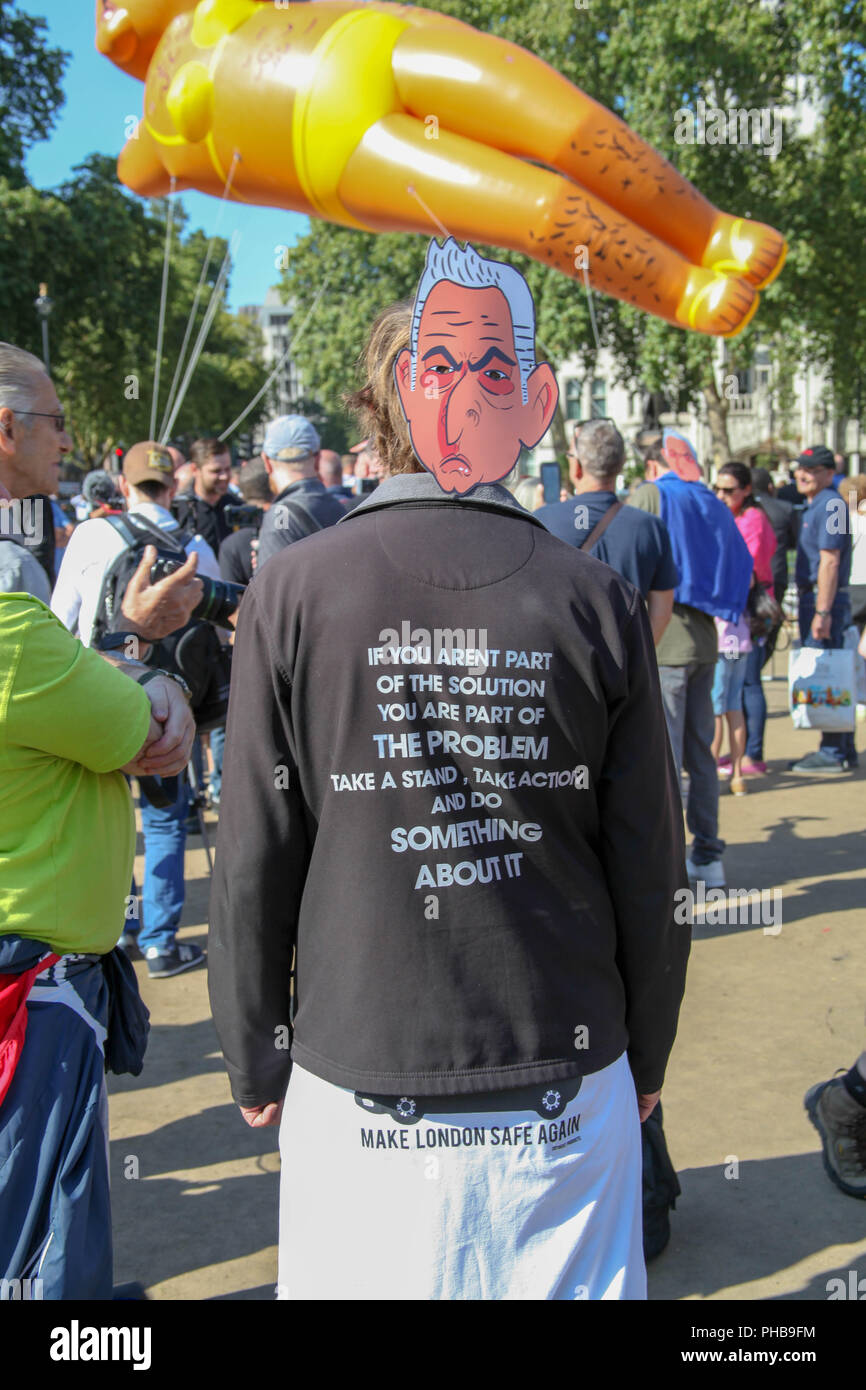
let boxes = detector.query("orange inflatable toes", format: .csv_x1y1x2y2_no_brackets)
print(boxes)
702,215,788,290
676,268,759,338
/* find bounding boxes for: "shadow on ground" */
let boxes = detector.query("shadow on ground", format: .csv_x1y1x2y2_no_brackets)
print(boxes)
649,1152,866,1300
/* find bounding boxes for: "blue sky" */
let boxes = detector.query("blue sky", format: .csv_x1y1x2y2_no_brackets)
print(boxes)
22,0,310,310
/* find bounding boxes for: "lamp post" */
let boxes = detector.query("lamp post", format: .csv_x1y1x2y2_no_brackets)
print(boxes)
34,283,53,374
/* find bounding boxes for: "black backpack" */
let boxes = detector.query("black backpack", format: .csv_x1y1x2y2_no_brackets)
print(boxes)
91,513,231,732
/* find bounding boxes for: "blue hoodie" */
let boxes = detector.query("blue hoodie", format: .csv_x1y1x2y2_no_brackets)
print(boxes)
655,473,753,623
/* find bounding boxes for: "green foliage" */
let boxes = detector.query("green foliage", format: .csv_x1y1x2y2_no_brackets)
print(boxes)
0,0,68,185
280,0,866,449
0,156,268,466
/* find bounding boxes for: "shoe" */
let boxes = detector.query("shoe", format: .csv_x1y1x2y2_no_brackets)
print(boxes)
717,755,732,769
686,856,725,889
788,751,850,775
804,1077,866,1199
717,758,732,778
741,758,767,776
184,814,201,835
145,943,206,979
729,776,747,796
117,932,139,955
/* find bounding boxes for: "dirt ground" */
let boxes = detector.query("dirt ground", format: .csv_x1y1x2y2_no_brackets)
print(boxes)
109,674,866,1300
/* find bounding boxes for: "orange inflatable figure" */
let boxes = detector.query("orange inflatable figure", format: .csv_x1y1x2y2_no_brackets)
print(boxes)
97,0,788,336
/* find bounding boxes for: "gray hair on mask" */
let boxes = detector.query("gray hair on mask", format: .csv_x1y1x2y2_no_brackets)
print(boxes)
409,238,536,403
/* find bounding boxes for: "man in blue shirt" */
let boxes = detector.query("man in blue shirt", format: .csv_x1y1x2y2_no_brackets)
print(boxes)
537,419,677,644
790,445,856,773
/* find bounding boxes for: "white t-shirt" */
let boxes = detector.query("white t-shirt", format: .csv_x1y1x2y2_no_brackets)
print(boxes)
51,503,220,645
850,509,866,587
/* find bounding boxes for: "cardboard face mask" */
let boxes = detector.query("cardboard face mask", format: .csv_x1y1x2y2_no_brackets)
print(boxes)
662,428,702,482
394,239,559,496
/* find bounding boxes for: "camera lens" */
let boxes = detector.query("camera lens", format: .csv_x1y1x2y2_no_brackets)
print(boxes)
191,576,245,628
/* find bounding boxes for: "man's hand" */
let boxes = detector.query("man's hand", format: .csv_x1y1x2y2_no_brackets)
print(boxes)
811,612,832,642
122,674,196,777
637,1090,661,1123
121,545,203,641
239,1100,283,1128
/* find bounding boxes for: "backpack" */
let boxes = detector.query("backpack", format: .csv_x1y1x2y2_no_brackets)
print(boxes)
90,513,231,732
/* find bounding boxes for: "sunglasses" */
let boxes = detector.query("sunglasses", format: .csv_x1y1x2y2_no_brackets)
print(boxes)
17,411,66,432
714,483,740,494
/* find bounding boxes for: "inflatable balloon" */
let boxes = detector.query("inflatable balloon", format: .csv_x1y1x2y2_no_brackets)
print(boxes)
97,0,787,335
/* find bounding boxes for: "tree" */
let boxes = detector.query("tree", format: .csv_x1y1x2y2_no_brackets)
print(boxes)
278,0,866,466
0,0,68,186
0,156,269,466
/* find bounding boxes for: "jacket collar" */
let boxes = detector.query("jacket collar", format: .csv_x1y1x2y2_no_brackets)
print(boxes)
274,476,326,504
338,471,546,529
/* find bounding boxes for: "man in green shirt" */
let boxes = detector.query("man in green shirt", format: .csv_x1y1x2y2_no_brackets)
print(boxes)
0,592,194,1298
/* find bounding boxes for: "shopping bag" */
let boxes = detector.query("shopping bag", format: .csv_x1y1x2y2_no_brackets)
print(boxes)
789,645,856,731
843,625,866,705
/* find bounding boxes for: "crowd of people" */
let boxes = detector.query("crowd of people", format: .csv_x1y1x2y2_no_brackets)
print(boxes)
1,281,865,1301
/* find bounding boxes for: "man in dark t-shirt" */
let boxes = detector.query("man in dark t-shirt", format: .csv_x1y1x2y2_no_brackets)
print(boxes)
537,419,678,645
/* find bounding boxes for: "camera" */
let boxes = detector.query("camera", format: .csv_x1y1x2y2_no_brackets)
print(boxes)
223,502,264,532
150,557,245,627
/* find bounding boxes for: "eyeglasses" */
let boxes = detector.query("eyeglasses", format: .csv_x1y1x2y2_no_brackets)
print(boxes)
17,411,66,432
714,484,740,494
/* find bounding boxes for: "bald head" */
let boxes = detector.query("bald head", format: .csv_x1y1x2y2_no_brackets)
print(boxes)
318,449,344,487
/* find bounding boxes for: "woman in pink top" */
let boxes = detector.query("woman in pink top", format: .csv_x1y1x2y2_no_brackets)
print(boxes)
714,462,778,781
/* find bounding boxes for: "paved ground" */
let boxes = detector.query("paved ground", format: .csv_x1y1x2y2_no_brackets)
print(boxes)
109,672,866,1300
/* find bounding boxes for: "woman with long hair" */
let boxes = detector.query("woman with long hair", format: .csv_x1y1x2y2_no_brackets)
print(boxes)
711,461,777,791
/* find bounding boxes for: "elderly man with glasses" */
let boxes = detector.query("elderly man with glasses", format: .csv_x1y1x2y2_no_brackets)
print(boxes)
0,344,204,645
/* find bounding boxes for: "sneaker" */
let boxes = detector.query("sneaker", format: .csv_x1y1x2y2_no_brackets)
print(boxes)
741,757,767,776
804,1077,866,1199
145,943,206,979
117,932,139,955
686,856,725,889
717,760,732,778
789,750,850,775
729,776,747,796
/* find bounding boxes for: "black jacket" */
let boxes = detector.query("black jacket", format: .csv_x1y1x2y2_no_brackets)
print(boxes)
172,489,233,555
256,477,346,570
208,475,689,1107
756,493,800,603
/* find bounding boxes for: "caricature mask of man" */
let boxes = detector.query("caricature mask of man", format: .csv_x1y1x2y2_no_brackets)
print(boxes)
394,280,558,496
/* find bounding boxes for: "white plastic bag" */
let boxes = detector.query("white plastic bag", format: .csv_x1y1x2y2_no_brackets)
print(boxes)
843,624,866,705
789,645,856,731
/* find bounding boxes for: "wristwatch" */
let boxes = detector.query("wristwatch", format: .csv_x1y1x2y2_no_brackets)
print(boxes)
137,668,193,703
815,608,832,617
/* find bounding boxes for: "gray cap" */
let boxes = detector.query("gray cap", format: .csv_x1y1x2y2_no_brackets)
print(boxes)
263,414,321,462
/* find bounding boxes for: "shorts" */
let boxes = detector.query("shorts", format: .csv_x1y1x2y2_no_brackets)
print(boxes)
712,651,747,715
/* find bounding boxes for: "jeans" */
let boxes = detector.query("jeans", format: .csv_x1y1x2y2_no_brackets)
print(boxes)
209,725,226,801
658,662,724,865
743,641,768,759
135,772,189,955
798,592,858,766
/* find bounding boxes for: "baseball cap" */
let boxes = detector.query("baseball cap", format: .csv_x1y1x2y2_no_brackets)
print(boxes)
123,441,175,486
82,469,122,506
795,445,835,472
263,415,321,462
